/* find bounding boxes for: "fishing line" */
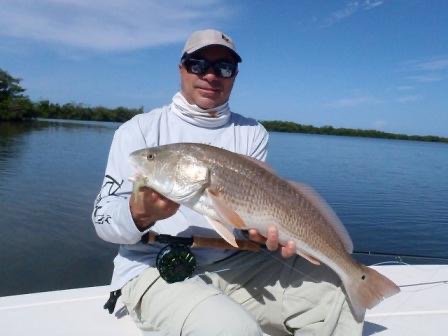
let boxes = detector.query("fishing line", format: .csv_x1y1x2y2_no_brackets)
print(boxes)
257,245,323,282
194,246,323,285
137,118,150,148
354,250,448,261
371,261,448,292
371,261,410,266
399,279,448,289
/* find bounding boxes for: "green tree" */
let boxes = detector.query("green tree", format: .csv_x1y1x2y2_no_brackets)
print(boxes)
0,68,25,101
0,68,34,120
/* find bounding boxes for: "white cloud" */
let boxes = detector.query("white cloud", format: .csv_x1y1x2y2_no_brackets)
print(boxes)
326,2,360,24
0,0,231,51
324,95,382,108
321,0,386,27
397,94,423,103
407,74,444,83
364,0,385,10
396,85,414,91
400,56,448,84
414,57,448,71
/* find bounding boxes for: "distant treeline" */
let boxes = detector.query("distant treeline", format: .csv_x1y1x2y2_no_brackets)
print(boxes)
1,99,142,123
0,68,141,122
30,100,142,122
260,120,448,143
2,67,447,143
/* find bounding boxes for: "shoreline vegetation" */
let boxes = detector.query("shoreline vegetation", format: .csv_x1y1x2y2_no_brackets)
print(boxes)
1,68,447,144
260,120,448,143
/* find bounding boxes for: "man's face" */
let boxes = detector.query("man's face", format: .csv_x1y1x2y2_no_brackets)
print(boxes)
179,46,238,110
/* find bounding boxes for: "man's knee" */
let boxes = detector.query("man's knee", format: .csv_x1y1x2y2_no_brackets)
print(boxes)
182,294,263,336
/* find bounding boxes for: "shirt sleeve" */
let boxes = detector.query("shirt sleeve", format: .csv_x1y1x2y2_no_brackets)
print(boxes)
92,119,149,244
249,123,269,162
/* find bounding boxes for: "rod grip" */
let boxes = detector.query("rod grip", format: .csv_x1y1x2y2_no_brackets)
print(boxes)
145,232,261,252
192,236,261,252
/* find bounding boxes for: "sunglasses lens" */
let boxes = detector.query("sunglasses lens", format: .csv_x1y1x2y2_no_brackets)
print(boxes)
215,62,236,78
184,59,236,78
186,59,207,75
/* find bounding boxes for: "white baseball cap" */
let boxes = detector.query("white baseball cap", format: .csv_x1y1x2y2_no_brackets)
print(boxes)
181,29,242,62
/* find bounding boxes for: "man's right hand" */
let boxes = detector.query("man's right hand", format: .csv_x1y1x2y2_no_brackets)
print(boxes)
129,187,180,231
247,227,296,258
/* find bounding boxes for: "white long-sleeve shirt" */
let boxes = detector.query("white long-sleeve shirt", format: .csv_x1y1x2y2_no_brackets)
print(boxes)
92,104,269,290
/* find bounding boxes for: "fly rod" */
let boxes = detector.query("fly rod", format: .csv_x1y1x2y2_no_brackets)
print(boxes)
143,232,448,260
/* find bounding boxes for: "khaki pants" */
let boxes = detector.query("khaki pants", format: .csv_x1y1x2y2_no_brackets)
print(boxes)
121,250,364,336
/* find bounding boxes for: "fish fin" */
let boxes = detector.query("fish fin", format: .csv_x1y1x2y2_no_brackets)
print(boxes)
345,265,400,322
288,181,354,253
206,188,247,229
237,154,277,175
129,175,147,202
296,248,321,265
204,216,238,248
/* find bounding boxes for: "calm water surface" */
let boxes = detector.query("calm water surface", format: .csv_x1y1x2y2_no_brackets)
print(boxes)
1,120,447,296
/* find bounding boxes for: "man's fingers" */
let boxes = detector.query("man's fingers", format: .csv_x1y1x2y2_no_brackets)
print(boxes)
248,226,297,259
248,226,281,251
281,240,296,258
247,229,267,244
265,226,279,251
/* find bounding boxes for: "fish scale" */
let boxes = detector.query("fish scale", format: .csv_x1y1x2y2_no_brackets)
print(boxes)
199,145,344,255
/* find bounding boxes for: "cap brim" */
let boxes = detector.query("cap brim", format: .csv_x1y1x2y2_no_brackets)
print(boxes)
183,44,242,63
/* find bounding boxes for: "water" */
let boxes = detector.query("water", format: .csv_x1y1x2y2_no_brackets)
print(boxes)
0,120,447,296
268,133,448,261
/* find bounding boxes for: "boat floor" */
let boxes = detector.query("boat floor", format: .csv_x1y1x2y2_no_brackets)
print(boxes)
1,265,446,335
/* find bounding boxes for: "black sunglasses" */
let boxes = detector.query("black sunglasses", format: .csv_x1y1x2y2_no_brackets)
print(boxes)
182,58,237,78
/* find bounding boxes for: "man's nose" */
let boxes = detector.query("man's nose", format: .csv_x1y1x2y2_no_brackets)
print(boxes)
201,67,219,80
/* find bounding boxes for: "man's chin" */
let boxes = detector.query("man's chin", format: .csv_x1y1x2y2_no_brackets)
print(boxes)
195,96,222,110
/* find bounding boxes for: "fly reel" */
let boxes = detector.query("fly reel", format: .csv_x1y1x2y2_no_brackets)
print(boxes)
156,244,197,283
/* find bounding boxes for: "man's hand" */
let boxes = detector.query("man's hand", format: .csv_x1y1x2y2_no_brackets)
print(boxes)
130,187,180,231
247,226,296,258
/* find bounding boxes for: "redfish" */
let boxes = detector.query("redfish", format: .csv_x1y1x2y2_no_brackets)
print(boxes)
129,143,400,320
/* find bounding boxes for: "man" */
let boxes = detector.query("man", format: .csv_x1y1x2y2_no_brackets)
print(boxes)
93,29,363,335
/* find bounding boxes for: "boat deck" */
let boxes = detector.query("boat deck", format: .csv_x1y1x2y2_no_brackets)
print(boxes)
363,264,447,335
1,265,446,335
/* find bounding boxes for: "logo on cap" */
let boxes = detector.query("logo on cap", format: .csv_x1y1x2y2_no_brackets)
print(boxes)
221,34,230,43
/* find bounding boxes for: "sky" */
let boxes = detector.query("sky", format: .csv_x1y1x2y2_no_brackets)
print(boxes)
1,0,447,136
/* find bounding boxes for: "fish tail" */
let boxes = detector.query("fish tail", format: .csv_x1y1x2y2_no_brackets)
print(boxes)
344,265,400,321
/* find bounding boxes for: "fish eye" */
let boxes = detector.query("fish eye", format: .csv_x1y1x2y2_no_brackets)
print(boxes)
146,153,155,160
